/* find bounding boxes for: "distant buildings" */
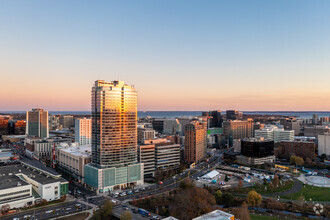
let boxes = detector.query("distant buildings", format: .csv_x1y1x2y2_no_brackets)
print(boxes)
137,127,155,144
223,119,254,145
254,125,294,142
304,125,330,138
203,110,223,128
84,80,143,193
151,118,180,134
75,117,92,145
26,108,49,138
60,115,74,129
184,121,207,163
280,118,301,135
276,141,315,161
226,110,243,120
237,138,275,165
318,133,330,157
25,137,73,159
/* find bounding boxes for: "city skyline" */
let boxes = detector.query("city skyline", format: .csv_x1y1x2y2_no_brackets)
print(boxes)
1,0,330,111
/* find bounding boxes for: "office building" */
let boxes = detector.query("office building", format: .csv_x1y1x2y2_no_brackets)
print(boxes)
206,110,223,128
151,118,180,134
304,126,330,138
237,138,275,165
223,119,254,145
75,118,92,145
318,133,330,157
137,127,155,144
138,144,155,178
155,142,180,170
276,141,315,161
184,121,207,163
8,120,26,135
26,108,49,138
255,125,294,142
280,118,301,135
84,80,143,193
226,110,243,120
59,115,74,128
25,137,73,159
56,144,91,183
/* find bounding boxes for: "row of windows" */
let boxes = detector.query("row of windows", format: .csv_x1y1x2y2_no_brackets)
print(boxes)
0,189,30,198
0,194,31,203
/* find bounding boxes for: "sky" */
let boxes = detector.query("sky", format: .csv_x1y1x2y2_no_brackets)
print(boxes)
0,0,330,111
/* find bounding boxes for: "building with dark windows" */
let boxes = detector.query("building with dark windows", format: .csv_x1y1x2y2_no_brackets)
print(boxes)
226,110,242,121
84,80,143,193
237,138,275,165
276,141,316,161
26,108,49,138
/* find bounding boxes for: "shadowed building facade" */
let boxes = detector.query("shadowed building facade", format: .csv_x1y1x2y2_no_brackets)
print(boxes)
26,108,49,138
84,80,143,193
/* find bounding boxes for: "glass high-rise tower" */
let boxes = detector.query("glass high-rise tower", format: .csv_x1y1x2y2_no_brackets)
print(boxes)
91,80,137,168
85,80,143,193
26,108,49,138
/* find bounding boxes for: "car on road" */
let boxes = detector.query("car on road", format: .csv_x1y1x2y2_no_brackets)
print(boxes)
158,181,163,185
45,210,53,214
23,215,31,219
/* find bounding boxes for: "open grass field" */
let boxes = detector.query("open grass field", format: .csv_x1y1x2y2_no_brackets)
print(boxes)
281,184,330,202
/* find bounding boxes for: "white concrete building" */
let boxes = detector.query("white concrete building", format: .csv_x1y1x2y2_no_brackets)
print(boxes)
0,161,68,210
318,133,330,156
75,118,92,145
255,125,294,143
56,144,91,183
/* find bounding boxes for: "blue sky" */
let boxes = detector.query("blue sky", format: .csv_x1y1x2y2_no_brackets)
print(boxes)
0,0,330,111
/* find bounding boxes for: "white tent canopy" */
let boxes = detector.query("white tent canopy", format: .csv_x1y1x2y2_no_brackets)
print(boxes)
201,170,220,180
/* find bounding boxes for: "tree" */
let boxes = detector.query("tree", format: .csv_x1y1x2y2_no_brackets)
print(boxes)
305,157,313,165
214,190,222,204
169,187,216,220
91,199,113,220
120,211,132,220
219,192,235,207
320,154,327,160
273,174,279,188
179,177,195,189
290,155,304,166
247,190,262,207
231,202,251,220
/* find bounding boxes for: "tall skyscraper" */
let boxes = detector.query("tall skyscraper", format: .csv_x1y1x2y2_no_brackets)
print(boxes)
209,110,223,128
84,80,143,193
184,120,207,163
26,108,49,138
75,117,92,145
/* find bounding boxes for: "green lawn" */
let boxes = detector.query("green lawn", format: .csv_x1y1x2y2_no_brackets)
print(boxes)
281,184,330,202
250,214,282,220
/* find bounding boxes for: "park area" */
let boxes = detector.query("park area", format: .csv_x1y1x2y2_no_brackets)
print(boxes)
281,184,330,202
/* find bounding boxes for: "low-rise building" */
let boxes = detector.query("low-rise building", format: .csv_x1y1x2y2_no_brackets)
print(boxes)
0,160,68,209
56,144,91,183
255,125,294,142
304,125,330,138
276,141,316,161
193,209,235,220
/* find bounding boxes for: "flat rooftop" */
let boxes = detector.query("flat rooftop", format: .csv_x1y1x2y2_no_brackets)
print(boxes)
60,144,91,157
0,163,66,190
